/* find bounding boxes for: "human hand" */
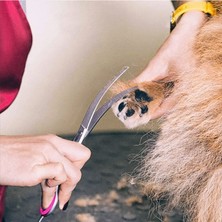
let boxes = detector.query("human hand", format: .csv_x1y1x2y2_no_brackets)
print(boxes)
134,11,207,119
0,134,91,210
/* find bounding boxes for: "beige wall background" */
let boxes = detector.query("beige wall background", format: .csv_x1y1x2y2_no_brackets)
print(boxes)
0,1,173,136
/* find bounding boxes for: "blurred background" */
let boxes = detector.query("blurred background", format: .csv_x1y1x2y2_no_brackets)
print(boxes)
0,0,173,136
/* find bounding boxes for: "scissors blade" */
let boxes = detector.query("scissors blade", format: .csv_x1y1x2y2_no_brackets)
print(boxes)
85,87,137,137
81,66,129,129
73,66,129,143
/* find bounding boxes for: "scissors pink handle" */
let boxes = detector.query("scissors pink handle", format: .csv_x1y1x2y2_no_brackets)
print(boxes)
39,186,59,217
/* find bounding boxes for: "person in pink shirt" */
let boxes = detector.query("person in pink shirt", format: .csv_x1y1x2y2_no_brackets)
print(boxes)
0,1,91,221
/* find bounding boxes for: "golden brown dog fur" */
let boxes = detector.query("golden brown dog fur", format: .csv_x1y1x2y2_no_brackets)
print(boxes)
112,4,222,221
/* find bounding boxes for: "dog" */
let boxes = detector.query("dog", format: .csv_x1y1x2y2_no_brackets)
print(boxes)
112,2,222,221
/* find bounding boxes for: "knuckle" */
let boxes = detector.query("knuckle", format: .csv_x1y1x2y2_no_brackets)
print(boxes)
55,162,65,173
44,134,58,142
32,166,44,184
55,163,67,182
76,170,82,182
83,147,91,161
71,170,82,184
41,141,54,153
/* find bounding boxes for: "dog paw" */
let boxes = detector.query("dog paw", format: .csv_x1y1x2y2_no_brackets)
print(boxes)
112,82,164,128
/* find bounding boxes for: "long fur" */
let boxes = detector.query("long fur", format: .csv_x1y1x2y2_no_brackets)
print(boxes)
137,14,222,222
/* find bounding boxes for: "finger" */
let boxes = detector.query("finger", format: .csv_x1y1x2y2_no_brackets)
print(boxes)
58,185,73,210
33,162,67,184
33,163,67,209
42,152,83,210
49,137,91,168
40,180,57,209
134,59,170,83
35,136,90,209
58,167,82,210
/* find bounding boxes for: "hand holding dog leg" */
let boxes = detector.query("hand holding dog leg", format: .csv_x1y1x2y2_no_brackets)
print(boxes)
135,7,208,119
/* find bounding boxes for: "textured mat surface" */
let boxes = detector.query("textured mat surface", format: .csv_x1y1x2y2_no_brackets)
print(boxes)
5,132,182,222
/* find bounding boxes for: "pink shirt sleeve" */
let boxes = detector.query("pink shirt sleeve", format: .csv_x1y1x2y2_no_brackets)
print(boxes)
0,0,32,113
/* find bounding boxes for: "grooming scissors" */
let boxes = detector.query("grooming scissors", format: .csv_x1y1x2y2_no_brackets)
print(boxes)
38,66,136,221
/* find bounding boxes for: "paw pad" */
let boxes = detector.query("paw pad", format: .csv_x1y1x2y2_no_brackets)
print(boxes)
140,105,148,114
112,83,164,128
118,102,126,112
113,88,153,128
126,108,135,117
135,89,153,102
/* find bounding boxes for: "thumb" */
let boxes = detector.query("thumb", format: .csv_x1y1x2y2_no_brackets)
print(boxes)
33,163,67,209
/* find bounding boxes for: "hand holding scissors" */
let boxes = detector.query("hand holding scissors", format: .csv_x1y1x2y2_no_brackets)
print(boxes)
38,67,136,221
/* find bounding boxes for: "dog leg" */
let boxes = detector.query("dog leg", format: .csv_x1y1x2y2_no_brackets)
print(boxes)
111,81,168,129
